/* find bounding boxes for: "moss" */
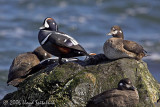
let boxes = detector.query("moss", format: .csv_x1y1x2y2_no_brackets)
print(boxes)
133,61,159,107
1,58,160,107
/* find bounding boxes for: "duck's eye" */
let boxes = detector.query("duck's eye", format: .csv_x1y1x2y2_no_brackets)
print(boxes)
112,28,116,31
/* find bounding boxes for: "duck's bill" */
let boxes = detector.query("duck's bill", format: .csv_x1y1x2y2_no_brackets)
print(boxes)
107,32,112,36
129,86,136,91
39,26,45,30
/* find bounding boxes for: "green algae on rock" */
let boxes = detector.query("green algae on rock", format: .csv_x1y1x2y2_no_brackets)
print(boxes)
0,58,160,107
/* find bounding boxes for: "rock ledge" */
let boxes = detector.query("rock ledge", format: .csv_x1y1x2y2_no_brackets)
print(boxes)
1,58,160,107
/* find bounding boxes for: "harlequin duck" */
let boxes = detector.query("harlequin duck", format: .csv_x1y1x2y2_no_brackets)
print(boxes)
33,46,52,61
103,25,147,60
7,46,52,87
38,17,92,64
86,78,139,107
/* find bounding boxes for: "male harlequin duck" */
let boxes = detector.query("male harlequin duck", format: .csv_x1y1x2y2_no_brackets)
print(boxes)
86,78,139,107
7,46,52,87
38,17,93,64
103,25,147,60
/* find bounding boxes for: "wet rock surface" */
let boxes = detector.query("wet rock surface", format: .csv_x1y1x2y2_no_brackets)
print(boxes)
1,56,160,107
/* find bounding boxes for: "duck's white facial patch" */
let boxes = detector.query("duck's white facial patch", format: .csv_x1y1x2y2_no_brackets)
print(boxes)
56,25,58,31
119,82,123,86
126,84,131,88
119,30,122,33
112,30,118,35
41,33,52,45
44,20,49,28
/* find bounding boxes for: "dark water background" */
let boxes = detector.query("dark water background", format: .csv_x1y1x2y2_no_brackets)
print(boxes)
0,0,160,99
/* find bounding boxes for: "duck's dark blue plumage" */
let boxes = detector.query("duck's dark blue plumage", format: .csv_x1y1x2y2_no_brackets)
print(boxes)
38,18,89,64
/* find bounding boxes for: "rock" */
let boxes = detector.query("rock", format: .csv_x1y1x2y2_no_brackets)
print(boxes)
1,58,160,107
7,52,40,87
7,46,52,87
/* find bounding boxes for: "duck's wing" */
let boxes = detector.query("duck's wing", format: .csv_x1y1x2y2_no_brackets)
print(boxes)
123,40,146,54
88,89,120,104
52,31,89,54
39,30,88,54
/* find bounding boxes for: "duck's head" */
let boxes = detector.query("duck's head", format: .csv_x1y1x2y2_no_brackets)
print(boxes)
39,17,58,31
118,78,136,91
107,25,124,39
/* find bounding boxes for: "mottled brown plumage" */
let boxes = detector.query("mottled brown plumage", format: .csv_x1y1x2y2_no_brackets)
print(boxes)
33,46,52,61
7,46,52,87
86,78,139,107
103,25,146,60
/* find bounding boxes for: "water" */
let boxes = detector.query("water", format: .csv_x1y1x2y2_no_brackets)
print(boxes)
0,0,160,99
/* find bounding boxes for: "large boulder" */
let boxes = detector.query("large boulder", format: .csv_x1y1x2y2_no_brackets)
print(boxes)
0,58,160,107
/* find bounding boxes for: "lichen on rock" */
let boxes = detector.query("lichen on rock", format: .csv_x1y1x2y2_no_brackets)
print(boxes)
0,58,160,107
